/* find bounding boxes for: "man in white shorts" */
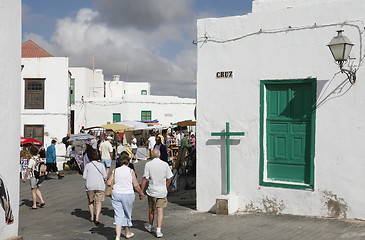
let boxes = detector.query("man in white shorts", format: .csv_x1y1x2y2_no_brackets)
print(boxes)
99,136,113,176
141,149,173,238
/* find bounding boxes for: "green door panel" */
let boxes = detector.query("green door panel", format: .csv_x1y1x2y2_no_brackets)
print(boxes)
266,82,313,184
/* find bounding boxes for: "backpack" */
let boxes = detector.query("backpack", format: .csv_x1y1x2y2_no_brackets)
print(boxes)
33,158,46,179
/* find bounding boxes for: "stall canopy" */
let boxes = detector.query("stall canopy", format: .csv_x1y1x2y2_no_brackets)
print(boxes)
178,120,196,126
84,123,134,133
100,123,133,133
20,137,43,146
140,119,161,126
116,121,148,130
68,133,96,141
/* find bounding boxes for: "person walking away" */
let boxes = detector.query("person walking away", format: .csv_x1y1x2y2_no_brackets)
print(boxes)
130,135,138,163
141,149,173,238
46,140,64,179
39,146,46,160
147,133,156,159
83,152,107,224
62,133,70,150
83,140,96,167
107,155,144,240
175,134,192,170
99,136,113,176
22,146,46,209
116,141,126,168
153,136,169,163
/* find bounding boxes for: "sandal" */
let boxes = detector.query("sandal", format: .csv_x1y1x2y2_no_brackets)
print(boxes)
90,217,94,222
126,233,134,239
95,219,101,224
30,207,38,210
39,203,45,208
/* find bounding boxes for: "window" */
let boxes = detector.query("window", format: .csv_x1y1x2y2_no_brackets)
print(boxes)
260,79,316,190
141,111,151,121
113,113,121,122
24,125,44,144
141,90,147,95
24,79,45,109
70,78,75,105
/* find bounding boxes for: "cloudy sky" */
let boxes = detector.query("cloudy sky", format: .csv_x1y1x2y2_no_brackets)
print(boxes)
22,0,252,98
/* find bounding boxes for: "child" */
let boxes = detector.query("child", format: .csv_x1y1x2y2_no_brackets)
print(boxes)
22,146,46,209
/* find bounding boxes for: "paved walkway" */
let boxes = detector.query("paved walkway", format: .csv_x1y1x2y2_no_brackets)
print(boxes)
19,160,365,240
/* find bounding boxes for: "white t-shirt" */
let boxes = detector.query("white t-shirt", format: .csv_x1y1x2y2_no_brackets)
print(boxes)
99,141,113,160
143,158,173,198
131,137,137,149
83,161,107,191
148,136,156,150
27,156,38,178
113,166,134,194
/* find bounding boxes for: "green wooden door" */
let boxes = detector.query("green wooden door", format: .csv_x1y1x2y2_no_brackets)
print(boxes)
266,82,314,184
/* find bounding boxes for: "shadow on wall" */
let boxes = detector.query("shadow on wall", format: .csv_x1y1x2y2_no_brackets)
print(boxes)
316,76,352,110
206,138,241,213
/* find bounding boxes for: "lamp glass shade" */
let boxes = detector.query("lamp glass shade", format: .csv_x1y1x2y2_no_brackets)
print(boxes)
327,30,354,61
328,43,353,61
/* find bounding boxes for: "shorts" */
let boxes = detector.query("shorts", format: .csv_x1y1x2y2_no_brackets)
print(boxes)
101,159,112,168
147,195,168,208
132,148,137,154
87,190,105,203
29,176,39,189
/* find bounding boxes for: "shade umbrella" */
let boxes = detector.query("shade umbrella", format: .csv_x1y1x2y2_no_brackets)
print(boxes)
20,137,43,146
100,123,134,133
116,121,148,130
67,133,96,141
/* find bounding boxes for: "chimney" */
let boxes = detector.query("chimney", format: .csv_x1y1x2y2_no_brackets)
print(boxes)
113,75,120,81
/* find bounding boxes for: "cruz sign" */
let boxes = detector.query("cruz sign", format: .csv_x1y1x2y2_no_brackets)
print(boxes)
216,71,233,78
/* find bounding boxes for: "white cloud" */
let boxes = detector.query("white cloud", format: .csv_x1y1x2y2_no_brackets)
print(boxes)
48,5,197,98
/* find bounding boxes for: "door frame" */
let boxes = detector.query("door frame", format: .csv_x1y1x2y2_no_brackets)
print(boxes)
259,79,316,190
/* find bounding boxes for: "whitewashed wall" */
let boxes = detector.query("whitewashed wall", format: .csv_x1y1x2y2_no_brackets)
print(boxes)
69,67,104,100
105,81,150,97
197,0,365,219
0,0,21,239
70,67,195,129
73,95,195,129
21,57,70,156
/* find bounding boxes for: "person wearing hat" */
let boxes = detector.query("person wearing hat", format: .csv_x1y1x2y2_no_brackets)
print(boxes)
99,136,113,176
46,139,64,179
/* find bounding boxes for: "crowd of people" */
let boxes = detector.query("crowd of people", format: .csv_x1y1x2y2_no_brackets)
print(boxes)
21,133,177,239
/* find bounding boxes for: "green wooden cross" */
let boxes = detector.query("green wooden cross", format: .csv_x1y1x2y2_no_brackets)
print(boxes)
211,122,245,194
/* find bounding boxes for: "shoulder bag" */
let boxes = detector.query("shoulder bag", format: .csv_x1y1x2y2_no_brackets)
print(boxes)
105,170,115,197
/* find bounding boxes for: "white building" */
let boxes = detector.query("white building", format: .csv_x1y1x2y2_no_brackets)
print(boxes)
69,67,195,131
0,1,21,239
21,40,70,155
196,0,365,220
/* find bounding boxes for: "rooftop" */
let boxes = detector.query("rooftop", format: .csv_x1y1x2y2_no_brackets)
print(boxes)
22,40,54,58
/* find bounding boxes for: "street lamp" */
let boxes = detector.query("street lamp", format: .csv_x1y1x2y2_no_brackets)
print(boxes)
327,30,357,84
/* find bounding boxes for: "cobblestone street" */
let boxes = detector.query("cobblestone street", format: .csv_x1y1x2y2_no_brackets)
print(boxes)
19,160,365,240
